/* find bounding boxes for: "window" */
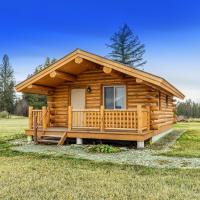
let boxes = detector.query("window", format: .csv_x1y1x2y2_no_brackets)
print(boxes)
104,86,126,109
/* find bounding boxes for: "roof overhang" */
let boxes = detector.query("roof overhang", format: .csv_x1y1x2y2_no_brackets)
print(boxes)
15,49,185,99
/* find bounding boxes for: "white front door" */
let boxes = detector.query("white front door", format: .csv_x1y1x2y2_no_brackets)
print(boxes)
71,89,85,127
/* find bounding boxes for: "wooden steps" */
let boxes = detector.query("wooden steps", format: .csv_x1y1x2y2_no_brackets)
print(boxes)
38,132,68,145
38,138,59,144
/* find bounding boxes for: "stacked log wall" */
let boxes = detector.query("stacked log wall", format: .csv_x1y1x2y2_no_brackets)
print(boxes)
47,68,175,131
151,93,175,130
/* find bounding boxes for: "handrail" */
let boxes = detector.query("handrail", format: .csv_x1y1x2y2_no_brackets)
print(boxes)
73,109,100,112
104,109,137,112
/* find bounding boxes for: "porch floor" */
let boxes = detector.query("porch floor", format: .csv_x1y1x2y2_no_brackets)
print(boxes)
25,127,154,142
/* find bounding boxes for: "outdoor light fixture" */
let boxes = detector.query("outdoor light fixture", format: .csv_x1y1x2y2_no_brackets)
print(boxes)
87,86,92,93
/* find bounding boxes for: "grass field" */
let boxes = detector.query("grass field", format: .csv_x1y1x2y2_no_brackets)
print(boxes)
0,118,200,199
163,122,200,158
0,116,28,137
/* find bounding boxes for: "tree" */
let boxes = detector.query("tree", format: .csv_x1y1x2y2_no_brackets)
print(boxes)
23,57,56,109
106,24,146,67
176,99,200,118
15,96,28,116
0,55,15,113
29,57,57,77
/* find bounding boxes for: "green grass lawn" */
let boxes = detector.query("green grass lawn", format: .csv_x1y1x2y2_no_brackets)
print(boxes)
174,121,200,131
0,116,28,137
161,122,200,158
0,118,200,199
0,155,200,200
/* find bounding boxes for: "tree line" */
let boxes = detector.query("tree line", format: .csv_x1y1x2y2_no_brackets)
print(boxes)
176,99,200,118
0,24,160,116
0,55,56,116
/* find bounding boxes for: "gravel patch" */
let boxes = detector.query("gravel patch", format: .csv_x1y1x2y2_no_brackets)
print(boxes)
11,130,200,169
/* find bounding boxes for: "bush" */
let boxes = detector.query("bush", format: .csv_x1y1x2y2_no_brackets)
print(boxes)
88,144,121,153
0,111,9,118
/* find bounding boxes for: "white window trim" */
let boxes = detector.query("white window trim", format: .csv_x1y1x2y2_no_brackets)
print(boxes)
103,85,126,110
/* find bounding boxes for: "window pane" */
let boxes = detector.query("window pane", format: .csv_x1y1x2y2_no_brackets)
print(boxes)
104,87,114,109
115,87,125,109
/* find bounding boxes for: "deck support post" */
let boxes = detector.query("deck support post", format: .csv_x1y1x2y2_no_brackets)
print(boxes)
137,105,143,134
42,106,47,129
28,106,33,129
76,138,83,145
27,135,33,143
68,106,72,131
100,105,104,132
137,141,144,149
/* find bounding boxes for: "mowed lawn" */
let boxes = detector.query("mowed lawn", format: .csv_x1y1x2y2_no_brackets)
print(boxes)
0,116,28,137
165,122,200,158
0,118,200,199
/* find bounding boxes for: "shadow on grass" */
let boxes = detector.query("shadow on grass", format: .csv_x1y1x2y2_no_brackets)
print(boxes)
147,130,184,151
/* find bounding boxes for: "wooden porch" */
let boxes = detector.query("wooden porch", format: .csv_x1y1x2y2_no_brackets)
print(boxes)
25,104,154,144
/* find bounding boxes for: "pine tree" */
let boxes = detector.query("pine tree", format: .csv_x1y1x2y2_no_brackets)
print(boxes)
23,57,56,109
44,57,51,67
28,57,57,77
0,55,15,113
106,24,146,67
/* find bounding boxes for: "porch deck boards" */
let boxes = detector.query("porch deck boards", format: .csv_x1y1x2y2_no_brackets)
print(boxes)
25,127,154,142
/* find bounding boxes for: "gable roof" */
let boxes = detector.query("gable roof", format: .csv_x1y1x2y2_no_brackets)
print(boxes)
15,48,184,99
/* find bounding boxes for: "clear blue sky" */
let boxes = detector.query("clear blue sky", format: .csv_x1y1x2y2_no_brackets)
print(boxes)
0,0,199,101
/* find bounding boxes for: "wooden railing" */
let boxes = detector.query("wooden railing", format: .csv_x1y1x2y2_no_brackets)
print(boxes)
28,105,150,133
69,105,150,133
104,109,137,130
72,109,100,129
28,106,50,129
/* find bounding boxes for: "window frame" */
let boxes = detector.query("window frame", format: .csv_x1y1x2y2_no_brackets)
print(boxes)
103,85,126,110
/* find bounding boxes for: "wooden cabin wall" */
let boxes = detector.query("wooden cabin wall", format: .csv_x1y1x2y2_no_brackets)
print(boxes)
47,85,69,127
151,92,175,130
47,68,175,130
127,81,159,108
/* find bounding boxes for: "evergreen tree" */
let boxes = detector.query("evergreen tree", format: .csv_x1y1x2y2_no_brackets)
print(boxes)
106,24,146,67
176,99,200,118
28,57,57,77
23,93,47,109
23,57,56,109
0,55,15,113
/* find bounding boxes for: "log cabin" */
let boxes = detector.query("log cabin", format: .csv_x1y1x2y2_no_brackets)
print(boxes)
15,49,184,148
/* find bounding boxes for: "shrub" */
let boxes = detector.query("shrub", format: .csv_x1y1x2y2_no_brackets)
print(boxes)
88,144,121,153
0,111,9,118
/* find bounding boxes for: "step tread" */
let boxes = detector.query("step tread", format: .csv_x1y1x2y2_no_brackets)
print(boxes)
38,139,59,144
42,134,62,138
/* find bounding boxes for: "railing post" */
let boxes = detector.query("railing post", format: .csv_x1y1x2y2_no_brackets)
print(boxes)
33,115,38,144
100,105,104,132
46,107,50,127
68,106,72,131
28,106,33,129
137,105,143,134
42,106,47,129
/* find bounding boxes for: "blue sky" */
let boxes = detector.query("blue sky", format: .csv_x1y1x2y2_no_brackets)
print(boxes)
0,0,200,101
